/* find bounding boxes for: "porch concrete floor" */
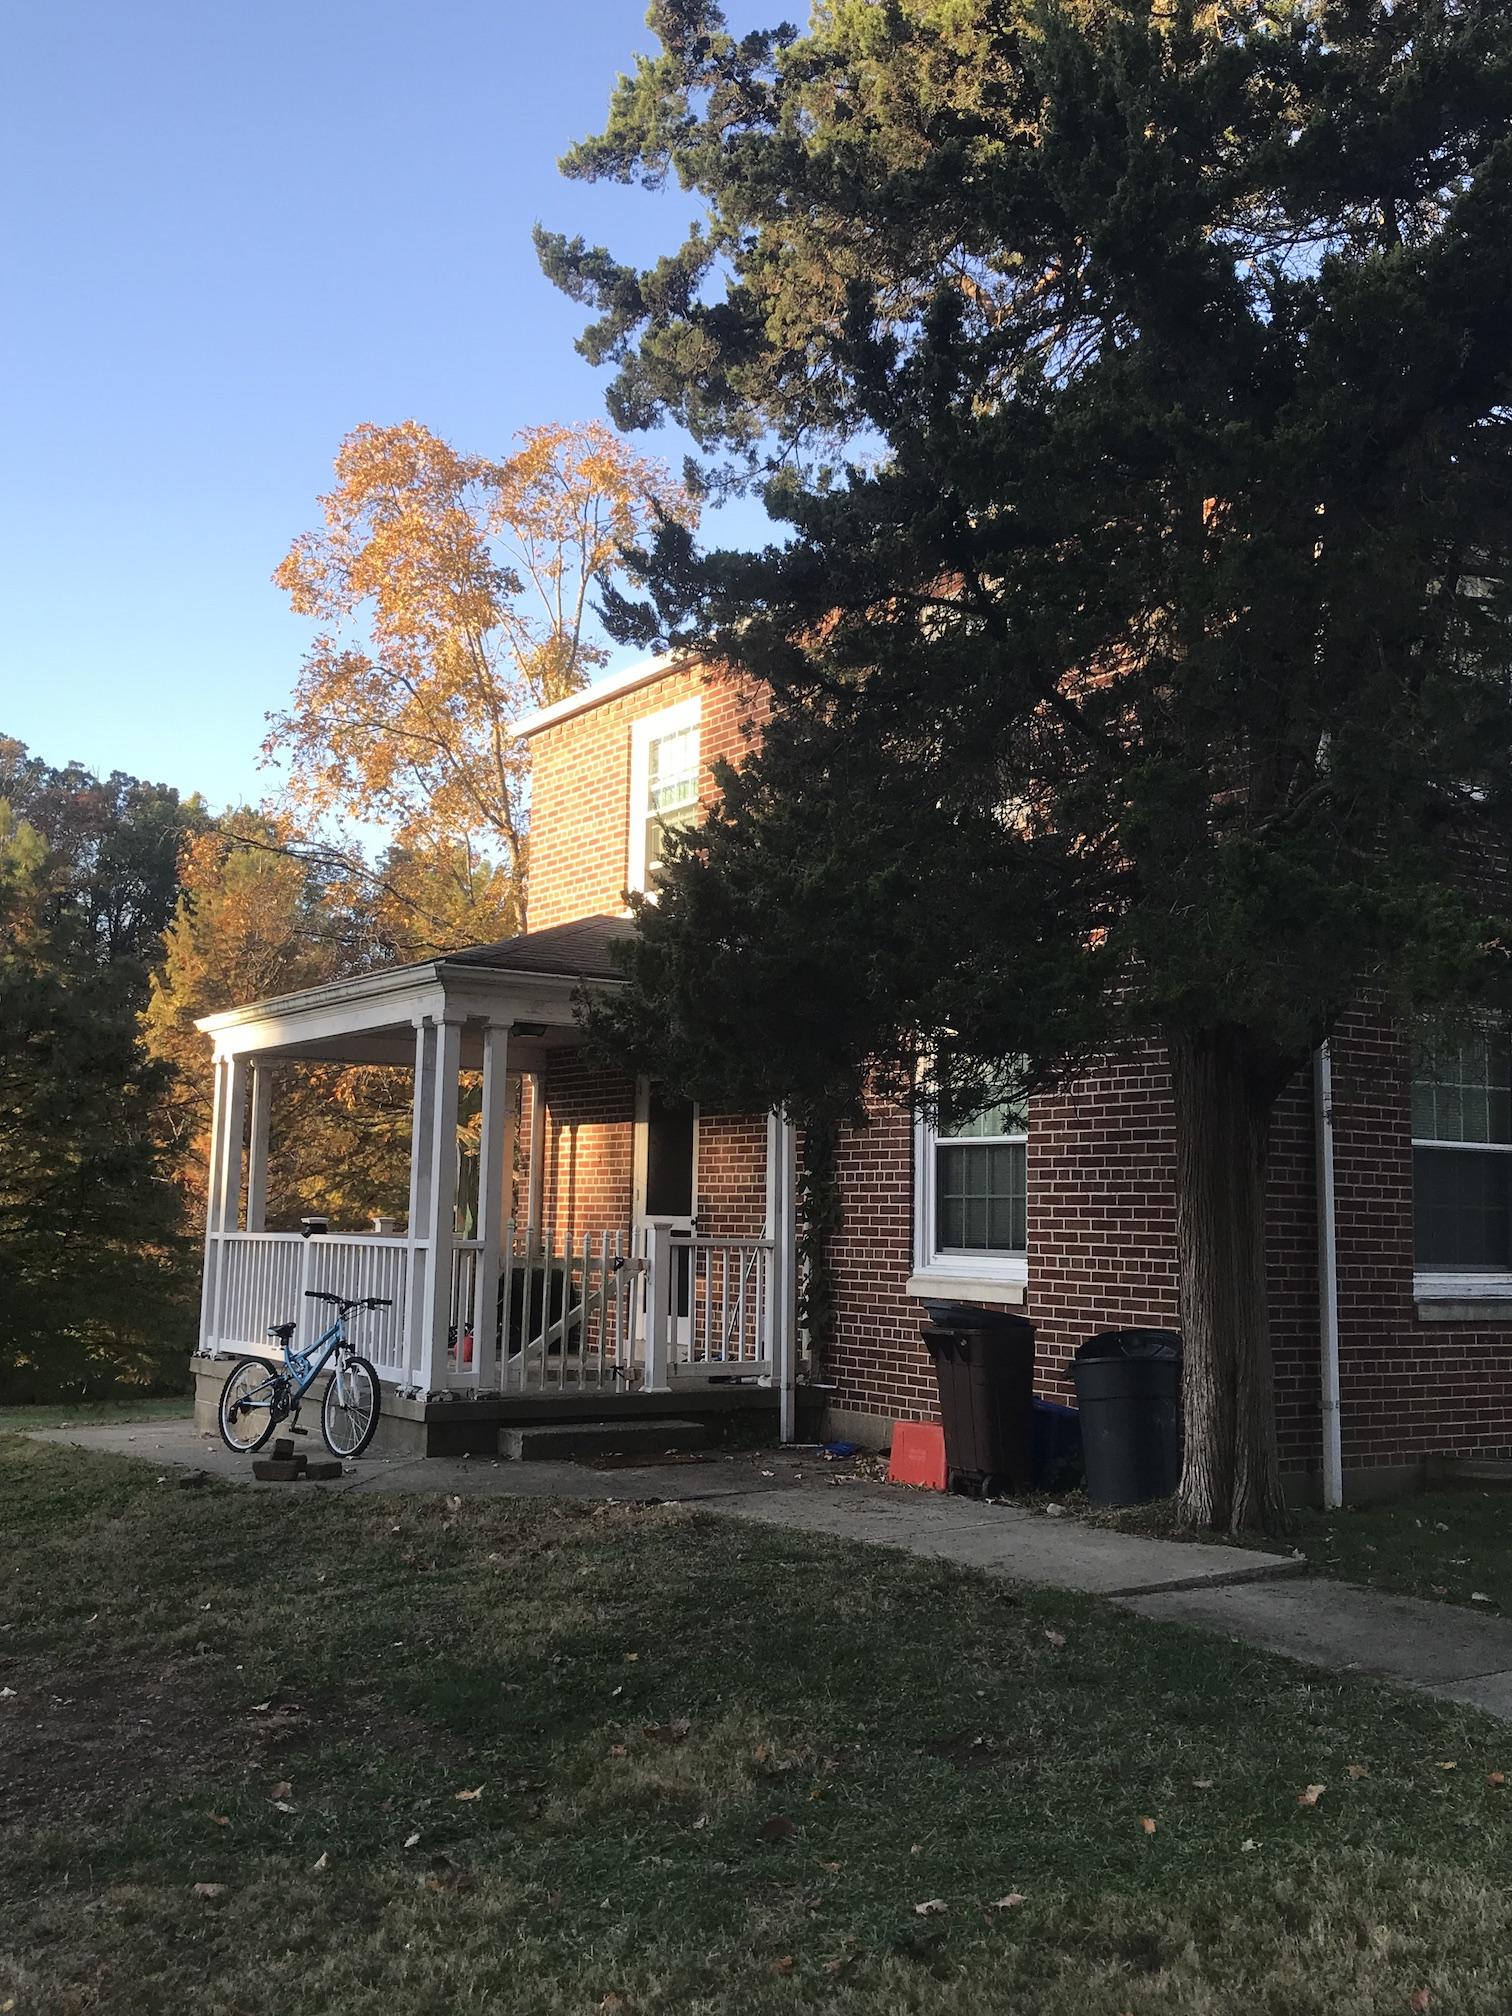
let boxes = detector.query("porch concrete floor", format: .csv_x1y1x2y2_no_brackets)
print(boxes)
31,1419,1512,1723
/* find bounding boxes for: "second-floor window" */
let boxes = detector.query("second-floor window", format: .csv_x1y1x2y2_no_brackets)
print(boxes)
628,697,702,895
1413,1023,1512,1275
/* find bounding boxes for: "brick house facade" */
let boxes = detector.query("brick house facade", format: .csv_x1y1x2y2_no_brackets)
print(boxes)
517,654,1512,1500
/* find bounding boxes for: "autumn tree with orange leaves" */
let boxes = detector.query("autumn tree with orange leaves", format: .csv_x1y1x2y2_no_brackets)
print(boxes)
268,419,691,947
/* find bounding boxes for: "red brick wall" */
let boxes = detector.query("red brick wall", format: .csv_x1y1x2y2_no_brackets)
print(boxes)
1327,1011,1512,1474
696,1107,770,1240
538,1050,635,1249
827,1099,939,1423
520,668,1512,1486
527,662,769,933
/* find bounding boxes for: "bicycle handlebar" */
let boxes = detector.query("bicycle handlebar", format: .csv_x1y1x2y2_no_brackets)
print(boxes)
304,1291,392,1311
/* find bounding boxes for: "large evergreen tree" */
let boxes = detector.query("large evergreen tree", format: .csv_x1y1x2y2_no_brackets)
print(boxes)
0,803,187,1401
542,0,1512,1529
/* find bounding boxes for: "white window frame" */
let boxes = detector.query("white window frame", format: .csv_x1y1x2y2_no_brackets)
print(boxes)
1411,1022,1512,1310
908,1105,1029,1305
627,696,702,899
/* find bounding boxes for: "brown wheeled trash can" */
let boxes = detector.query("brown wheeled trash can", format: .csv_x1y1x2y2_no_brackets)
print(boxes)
921,1303,1037,1495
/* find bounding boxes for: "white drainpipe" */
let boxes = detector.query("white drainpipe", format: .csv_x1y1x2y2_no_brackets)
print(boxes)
1314,1042,1344,1508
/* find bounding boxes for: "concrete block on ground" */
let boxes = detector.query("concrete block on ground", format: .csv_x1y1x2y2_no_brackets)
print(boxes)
252,1457,307,1482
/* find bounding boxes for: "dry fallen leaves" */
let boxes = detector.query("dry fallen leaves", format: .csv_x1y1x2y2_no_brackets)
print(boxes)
191,1882,227,1901
311,1851,330,1872
1489,1771,1506,1788
403,1831,422,1849
208,1812,230,1828
1043,1629,1066,1649
1297,1784,1327,1807
1438,1761,1458,1772
1410,1991,1433,2012
454,1785,485,1802
1191,1778,1214,1791
994,1892,1026,1910
1139,1816,1157,1835
270,1780,292,1801
770,1956,794,1977
271,1800,296,1815
1348,1763,1371,1781
913,1898,949,1916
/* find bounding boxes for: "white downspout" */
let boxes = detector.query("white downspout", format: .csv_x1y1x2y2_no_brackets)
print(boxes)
1314,1042,1344,1508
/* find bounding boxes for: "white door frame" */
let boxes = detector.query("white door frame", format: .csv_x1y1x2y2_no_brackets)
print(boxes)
632,1076,700,1350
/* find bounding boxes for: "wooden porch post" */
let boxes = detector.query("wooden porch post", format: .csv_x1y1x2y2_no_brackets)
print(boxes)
765,1112,800,1443
644,1220,673,1390
245,1063,273,1233
204,1054,248,1356
199,1054,230,1353
418,1017,463,1396
403,1019,438,1390
473,1022,512,1389
526,1070,546,1239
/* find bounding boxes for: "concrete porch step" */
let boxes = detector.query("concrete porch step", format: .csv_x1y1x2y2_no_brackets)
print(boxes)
499,1418,708,1464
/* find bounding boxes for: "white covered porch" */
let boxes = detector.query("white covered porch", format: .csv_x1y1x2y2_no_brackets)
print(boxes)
194,918,800,1438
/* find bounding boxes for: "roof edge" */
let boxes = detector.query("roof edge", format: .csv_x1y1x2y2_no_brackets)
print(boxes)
510,650,698,739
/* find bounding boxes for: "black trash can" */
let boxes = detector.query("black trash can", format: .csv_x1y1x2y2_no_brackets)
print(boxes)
920,1303,1036,1495
1072,1329,1182,1506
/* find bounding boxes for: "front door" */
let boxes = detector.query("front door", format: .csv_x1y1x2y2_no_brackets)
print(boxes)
635,1080,698,1348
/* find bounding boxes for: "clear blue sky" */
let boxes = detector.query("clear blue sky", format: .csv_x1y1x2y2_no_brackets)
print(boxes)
0,0,767,809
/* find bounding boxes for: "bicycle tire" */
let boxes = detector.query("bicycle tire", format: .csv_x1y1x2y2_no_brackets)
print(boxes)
218,1357,282,1454
321,1353,381,1459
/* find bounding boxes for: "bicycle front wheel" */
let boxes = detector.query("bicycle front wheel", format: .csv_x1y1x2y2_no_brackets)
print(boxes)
321,1353,381,1459
218,1358,281,1454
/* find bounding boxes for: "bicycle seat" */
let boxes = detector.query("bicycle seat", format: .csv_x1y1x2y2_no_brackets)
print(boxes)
266,1321,297,1344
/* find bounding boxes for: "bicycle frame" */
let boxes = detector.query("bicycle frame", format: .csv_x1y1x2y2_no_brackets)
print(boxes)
242,1314,352,1415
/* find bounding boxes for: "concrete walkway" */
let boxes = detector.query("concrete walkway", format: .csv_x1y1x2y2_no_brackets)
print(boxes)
28,1418,1512,1721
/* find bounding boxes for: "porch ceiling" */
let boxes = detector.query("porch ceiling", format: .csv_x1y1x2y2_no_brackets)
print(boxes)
196,914,632,1064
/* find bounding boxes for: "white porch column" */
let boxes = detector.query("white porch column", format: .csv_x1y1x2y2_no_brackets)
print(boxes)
526,1070,546,1240
765,1112,800,1443
417,1017,464,1395
245,1063,273,1233
198,1055,230,1352
403,1019,438,1389
200,1054,247,1355
473,1022,512,1389
644,1219,673,1390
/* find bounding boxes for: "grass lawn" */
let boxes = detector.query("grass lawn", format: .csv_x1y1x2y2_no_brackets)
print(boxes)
1081,1483,1512,1618
5,1440,1512,2015
1286,1488,1512,1617
0,1395,192,1433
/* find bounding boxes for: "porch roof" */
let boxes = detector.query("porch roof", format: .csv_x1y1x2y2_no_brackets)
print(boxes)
196,915,634,1068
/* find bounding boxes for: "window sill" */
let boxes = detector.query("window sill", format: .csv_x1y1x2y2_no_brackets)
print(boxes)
905,1265,1027,1308
1414,1274,1512,1324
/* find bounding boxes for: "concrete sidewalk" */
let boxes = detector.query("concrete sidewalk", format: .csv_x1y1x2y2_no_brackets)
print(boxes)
28,1417,1512,1721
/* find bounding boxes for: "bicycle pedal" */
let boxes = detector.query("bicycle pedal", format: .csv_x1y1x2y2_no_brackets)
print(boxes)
290,1425,309,1437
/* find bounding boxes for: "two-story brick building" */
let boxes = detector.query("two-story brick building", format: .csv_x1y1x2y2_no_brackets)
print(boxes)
194,652,1512,1495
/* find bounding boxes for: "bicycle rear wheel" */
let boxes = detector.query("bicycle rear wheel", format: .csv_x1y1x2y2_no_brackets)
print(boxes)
218,1358,282,1454
321,1353,380,1458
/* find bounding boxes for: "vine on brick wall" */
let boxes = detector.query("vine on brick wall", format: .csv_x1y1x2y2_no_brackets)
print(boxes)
797,1110,842,1376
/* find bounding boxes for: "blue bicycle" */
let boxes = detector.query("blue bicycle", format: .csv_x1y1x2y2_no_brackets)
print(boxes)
217,1290,386,1459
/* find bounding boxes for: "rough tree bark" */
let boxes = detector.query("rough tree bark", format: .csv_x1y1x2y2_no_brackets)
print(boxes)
1168,1026,1289,1534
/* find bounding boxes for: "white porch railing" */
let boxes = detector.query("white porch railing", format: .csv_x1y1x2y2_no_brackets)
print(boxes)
445,1221,644,1394
202,1221,779,1399
644,1225,776,1385
203,1231,410,1382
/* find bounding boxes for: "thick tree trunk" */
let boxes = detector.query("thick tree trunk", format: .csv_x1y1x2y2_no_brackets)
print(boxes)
1168,1027,1288,1534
